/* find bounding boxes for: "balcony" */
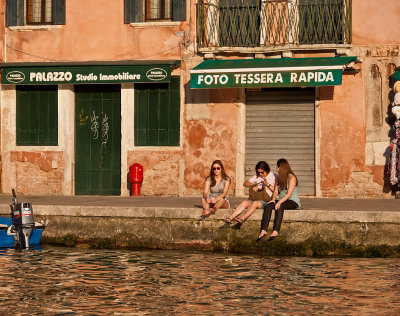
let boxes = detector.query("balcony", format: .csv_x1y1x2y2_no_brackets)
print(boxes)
196,0,351,52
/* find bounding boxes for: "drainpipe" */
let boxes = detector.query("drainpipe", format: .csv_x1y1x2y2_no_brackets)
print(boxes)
4,14,6,62
193,0,197,54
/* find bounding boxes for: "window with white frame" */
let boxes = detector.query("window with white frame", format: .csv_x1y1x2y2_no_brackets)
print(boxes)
146,0,171,20
27,0,52,24
6,0,65,26
124,0,186,23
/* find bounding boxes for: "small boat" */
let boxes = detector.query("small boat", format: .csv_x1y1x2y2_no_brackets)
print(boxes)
0,190,47,248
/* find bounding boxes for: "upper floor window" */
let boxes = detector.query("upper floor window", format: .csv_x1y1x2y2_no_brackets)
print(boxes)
6,0,65,26
27,0,52,24
146,0,171,20
125,0,186,23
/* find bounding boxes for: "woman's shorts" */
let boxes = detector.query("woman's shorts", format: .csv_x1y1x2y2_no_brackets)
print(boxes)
248,200,268,209
209,197,230,208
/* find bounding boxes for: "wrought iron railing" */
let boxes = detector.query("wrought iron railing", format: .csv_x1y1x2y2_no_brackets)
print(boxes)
197,0,351,48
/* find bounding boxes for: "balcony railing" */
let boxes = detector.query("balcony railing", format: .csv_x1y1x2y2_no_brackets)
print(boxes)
197,0,351,49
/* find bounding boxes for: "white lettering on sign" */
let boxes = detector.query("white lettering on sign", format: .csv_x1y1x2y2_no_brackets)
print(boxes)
100,72,141,81
196,71,337,87
234,72,284,85
290,71,334,83
76,73,98,81
197,74,229,86
6,71,25,83
30,71,73,82
275,73,283,83
146,68,167,81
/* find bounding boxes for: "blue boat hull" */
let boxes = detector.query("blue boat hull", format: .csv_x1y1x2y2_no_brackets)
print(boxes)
0,217,44,248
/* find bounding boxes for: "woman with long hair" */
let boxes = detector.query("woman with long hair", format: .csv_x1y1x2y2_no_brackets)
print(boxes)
201,160,231,216
222,161,276,229
257,158,301,241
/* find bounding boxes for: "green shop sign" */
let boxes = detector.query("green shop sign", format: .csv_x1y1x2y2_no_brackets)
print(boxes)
1,64,172,85
190,69,343,88
190,57,358,89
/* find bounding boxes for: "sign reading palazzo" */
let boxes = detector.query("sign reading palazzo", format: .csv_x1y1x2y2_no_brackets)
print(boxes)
1,65,171,84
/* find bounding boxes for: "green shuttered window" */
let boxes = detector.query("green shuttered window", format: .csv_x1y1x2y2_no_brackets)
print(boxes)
134,76,180,146
6,0,65,26
124,0,186,23
16,85,58,146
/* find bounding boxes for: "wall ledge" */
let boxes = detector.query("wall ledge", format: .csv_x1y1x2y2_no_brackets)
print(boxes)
8,25,62,32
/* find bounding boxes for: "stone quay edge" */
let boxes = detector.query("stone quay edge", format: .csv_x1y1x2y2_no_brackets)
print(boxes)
0,196,399,257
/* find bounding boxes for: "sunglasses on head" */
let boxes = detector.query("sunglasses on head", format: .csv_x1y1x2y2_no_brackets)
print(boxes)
213,167,221,171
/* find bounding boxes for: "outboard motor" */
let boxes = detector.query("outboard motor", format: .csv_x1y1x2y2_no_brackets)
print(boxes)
9,189,35,249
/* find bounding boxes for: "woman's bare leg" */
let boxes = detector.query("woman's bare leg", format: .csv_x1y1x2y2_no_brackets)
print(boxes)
211,199,229,212
201,198,211,214
225,200,251,221
239,201,262,221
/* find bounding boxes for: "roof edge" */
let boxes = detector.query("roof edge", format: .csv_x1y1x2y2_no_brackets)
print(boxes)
0,60,181,68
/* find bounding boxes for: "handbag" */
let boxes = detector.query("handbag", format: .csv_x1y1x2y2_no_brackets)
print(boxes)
248,186,271,202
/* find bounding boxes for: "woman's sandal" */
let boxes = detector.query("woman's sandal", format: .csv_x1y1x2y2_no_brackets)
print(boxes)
268,233,279,241
256,232,268,243
231,218,243,230
221,218,232,224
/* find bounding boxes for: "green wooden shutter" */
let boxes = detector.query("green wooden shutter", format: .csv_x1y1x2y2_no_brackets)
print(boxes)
52,0,66,25
16,86,58,146
124,0,143,23
134,77,180,146
167,77,180,145
6,0,24,26
172,0,186,21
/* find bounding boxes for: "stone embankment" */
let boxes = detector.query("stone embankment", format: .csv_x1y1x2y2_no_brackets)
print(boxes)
0,196,399,257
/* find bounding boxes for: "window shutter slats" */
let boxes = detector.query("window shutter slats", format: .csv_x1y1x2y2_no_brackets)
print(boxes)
124,0,143,23
52,0,66,25
6,0,18,26
172,0,186,21
6,0,24,26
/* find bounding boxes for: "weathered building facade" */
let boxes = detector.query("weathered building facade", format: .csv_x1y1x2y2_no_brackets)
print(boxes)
0,0,399,198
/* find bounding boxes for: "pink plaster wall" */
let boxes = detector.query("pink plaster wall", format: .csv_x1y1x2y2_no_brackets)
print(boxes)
319,71,366,192
4,0,188,62
352,1,400,45
0,0,4,192
10,151,64,195
183,89,239,196
127,151,182,196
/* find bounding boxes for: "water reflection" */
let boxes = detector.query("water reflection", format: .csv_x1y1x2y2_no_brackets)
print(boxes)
0,246,399,314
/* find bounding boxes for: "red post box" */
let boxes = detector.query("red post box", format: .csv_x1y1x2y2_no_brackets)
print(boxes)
129,163,143,196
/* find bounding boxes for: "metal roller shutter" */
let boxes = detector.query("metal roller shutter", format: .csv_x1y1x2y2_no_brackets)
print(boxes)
245,88,315,195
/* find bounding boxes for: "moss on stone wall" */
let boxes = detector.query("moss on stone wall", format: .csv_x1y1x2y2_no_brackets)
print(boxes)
41,216,400,257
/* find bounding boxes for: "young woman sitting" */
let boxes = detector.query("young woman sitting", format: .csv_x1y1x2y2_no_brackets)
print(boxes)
201,160,231,216
222,161,276,229
257,158,301,242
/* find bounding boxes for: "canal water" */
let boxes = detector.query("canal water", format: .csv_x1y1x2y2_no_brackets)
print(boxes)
0,246,399,315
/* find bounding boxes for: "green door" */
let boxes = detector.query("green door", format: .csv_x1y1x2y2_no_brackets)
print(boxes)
75,85,121,195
